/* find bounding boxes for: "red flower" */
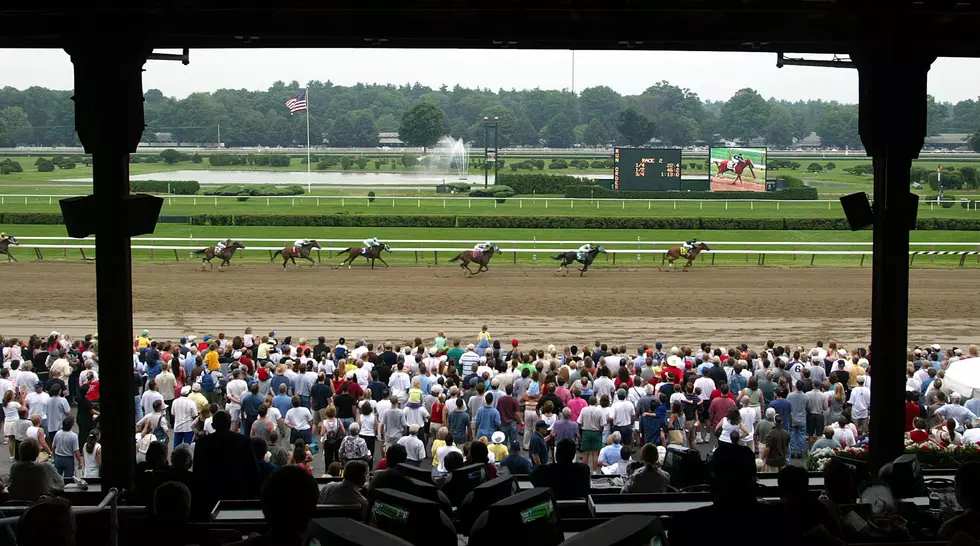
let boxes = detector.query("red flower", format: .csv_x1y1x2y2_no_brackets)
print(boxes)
921,445,930,451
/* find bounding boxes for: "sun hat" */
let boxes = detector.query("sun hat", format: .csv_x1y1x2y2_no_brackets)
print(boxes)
192,383,201,392
180,385,191,396
492,431,506,444
141,330,149,337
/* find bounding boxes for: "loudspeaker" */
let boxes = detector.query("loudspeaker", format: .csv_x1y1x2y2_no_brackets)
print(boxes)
60,194,163,238
839,192,874,231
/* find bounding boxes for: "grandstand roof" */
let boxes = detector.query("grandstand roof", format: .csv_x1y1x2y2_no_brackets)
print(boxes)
1,2,979,56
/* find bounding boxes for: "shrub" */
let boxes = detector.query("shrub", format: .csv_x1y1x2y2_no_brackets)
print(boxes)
535,159,545,170
189,214,456,227
341,157,352,170
782,176,805,188
495,173,596,195
254,155,270,166
960,166,978,189
0,165,12,175
357,157,368,169
143,156,159,164
159,149,182,164
368,191,376,203
590,160,605,169
130,155,143,164
0,159,23,173
129,180,200,195
402,154,419,168
202,184,305,197
469,185,516,201
446,182,472,192
36,158,55,172
843,164,874,176
0,212,65,224
57,160,76,170
807,162,823,172
269,155,291,167
824,162,836,171
790,162,801,170
191,153,203,164
928,172,964,191
577,162,589,170
548,159,568,170
564,185,818,200
374,161,381,170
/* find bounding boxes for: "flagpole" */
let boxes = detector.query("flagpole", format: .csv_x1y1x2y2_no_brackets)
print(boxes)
305,88,311,193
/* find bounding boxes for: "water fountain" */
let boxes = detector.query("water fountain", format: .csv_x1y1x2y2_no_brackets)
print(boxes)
426,136,470,180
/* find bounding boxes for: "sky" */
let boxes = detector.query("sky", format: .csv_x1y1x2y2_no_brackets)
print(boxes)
2,48,979,103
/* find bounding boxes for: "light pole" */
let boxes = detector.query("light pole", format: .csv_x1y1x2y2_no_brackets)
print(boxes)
483,115,499,188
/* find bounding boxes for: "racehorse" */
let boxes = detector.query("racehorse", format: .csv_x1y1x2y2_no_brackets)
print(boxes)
271,240,321,269
663,242,710,270
338,243,391,269
552,246,607,276
715,158,756,185
0,236,18,262
193,241,245,270
450,245,500,275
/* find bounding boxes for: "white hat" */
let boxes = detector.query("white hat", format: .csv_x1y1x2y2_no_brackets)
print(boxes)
914,348,922,355
232,351,243,360
187,335,197,342
491,431,505,444
667,355,683,368
858,358,869,368
670,346,680,355
955,348,963,355
180,385,191,396
839,348,848,355
857,376,865,383
932,344,942,351
466,344,475,351
192,383,201,392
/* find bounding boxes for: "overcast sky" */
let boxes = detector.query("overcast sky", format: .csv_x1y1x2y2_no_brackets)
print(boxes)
2,49,979,103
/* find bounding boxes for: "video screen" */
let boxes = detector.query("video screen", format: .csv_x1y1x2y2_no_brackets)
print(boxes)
708,147,767,191
373,502,410,524
613,148,682,191
519,500,555,524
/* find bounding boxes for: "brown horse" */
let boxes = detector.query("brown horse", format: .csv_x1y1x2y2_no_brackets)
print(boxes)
715,158,756,185
271,240,321,269
338,243,391,269
664,242,710,270
450,245,500,275
0,236,18,262
193,241,245,269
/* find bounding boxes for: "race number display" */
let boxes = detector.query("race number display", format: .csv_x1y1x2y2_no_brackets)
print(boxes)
613,148,682,191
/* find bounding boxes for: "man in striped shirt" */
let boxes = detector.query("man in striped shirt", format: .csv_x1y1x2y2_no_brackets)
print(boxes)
459,344,481,377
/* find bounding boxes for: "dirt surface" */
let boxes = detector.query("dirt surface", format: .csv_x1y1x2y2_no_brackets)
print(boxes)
2,262,979,347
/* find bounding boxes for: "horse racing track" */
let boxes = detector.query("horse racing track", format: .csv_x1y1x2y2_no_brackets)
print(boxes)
2,262,979,348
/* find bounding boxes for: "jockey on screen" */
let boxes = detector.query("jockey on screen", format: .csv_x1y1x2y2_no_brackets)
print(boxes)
215,238,231,253
728,152,745,171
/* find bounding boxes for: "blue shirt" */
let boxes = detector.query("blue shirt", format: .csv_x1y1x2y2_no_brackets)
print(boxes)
599,443,623,466
529,432,549,466
475,405,501,439
768,398,793,431
966,398,980,418
272,394,293,419
241,393,264,419
501,454,533,475
270,375,291,396
182,355,196,377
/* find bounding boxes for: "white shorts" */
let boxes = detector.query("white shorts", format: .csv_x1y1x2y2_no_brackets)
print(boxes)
3,421,15,437
227,404,241,422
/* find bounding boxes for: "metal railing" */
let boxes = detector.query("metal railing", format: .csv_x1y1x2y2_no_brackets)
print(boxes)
0,488,120,546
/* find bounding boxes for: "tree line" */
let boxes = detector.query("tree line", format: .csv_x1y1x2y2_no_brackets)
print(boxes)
0,81,978,149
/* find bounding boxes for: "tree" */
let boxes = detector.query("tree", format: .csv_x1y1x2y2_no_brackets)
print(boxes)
817,104,860,148
764,105,794,149
159,149,182,164
329,114,355,146
824,162,836,171
0,107,33,147
572,124,589,144
36,158,54,172
541,113,575,148
579,86,624,124
349,110,378,147
960,166,978,189
807,162,823,172
511,116,539,147
616,108,655,147
398,102,445,151
582,118,608,146
969,129,980,152
719,88,769,143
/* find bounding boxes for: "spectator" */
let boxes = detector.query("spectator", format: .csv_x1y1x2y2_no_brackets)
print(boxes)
339,422,371,464
44,384,70,445
397,424,426,465
434,434,463,476
598,431,624,469
776,466,843,540
848,376,871,434
529,420,550,467
764,415,791,472
938,461,980,540
319,459,369,509
577,395,605,471
7,438,64,501
475,392,501,440
250,437,277,485
193,410,260,512
368,444,418,497
285,395,313,446
228,466,319,546
447,397,471,445
530,438,591,499
50,415,81,478
787,381,809,457
621,443,670,494
811,427,840,452
16,499,75,546
499,441,533,475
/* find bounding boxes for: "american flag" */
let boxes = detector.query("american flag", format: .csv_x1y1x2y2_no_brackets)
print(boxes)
284,91,307,114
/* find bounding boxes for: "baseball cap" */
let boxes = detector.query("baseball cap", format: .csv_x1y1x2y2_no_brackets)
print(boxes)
932,344,941,350
141,330,149,337
655,342,663,349
203,335,211,342
535,420,548,429
180,385,191,396
232,351,242,360
192,383,201,392
492,431,505,444
645,349,653,356
512,339,519,347
34,381,43,389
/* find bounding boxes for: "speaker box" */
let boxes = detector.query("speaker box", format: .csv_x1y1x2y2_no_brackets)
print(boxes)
60,194,163,238
839,192,874,231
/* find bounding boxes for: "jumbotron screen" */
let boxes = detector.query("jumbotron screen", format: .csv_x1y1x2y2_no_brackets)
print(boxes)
613,148,682,191
708,147,767,192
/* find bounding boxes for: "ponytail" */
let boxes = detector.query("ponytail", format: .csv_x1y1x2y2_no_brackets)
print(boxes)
85,430,100,454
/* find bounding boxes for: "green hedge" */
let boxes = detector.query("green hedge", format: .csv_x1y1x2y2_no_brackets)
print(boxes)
201,184,305,197
0,212,65,224
495,173,597,195
564,186,818,200
188,214,457,227
130,180,200,195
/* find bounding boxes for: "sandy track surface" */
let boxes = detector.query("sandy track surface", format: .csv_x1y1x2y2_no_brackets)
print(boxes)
2,262,978,347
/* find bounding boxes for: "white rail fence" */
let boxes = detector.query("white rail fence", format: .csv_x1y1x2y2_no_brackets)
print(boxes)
8,238,980,267
4,194,980,211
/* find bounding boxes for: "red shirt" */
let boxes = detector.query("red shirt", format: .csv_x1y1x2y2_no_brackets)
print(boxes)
708,396,736,427
614,378,634,390
86,381,100,401
431,402,445,424
710,389,736,402
905,402,920,432
346,382,364,400
496,395,520,425
661,366,683,384
910,429,929,444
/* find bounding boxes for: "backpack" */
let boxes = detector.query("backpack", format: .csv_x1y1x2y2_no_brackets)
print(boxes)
322,420,340,445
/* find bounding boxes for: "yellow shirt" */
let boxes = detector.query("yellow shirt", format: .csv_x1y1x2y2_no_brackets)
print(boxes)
408,388,423,404
137,336,151,349
488,443,509,461
205,351,219,372
431,439,446,467
345,363,357,374
849,365,866,388
188,392,209,412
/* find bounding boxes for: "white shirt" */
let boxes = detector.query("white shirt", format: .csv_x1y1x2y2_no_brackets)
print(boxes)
833,427,855,447
693,377,716,401
266,406,282,425
16,371,38,394
204,417,215,434
353,367,370,387
358,412,377,437
593,376,615,399
351,346,369,361
906,377,922,393
141,390,164,417
603,356,622,376
404,406,429,428
26,391,50,418
458,351,480,376
388,372,411,395
226,379,248,406
739,407,757,443
436,445,462,472
609,399,635,427
397,435,426,462
50,359,71,378
171,396,199,433
961,428,980,445
0,379,13,397
285,407,313,430
914,368,930,384
376,399,392,423
849,386,872,419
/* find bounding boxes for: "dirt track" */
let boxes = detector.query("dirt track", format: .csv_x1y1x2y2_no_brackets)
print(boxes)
2,263,979,347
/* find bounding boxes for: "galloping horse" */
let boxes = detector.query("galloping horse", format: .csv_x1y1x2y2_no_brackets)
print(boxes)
450,245,500,275
0,236,19,262
338,243,391,269
193,241,245,270
663,242,710,270
271,240,321,269
715,158,756,185
552,246,607,276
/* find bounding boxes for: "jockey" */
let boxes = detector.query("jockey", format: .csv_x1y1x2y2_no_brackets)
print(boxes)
577,242,596,261
364,237,381,249
215,238,231,253
729,152,744,171
474,241,493,255
294,238,311,250
0,232,7,241
683,238,700,255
